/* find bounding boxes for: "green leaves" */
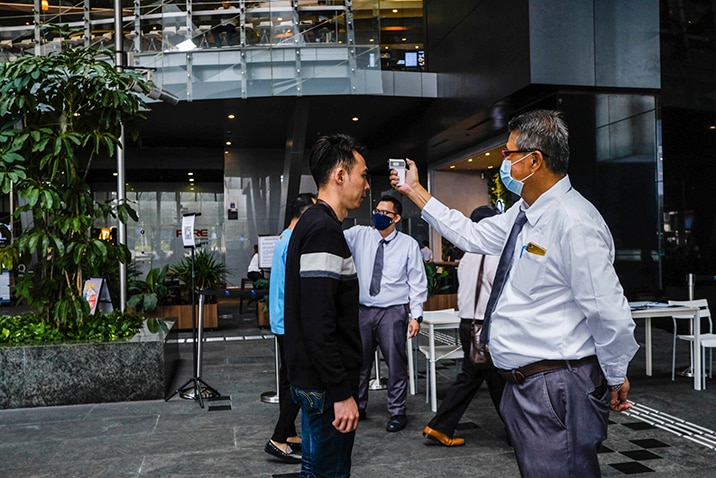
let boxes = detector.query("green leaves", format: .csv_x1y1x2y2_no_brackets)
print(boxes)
0,309,146,346
0,48,147,325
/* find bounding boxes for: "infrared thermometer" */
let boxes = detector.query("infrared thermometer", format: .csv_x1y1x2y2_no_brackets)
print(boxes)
388,158,406,186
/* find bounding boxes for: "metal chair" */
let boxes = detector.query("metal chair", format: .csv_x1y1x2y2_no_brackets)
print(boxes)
144,30,162,51
668,299,713,381
700,334,716,389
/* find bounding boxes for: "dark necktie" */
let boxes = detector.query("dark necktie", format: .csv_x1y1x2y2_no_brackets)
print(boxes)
479,210,528,344
369,239,388,296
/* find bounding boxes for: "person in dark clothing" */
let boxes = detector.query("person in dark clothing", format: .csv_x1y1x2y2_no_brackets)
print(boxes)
284,133,370,477
423,206,506,446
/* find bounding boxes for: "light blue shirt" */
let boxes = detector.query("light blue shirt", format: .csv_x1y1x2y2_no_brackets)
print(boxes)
269,228,292,335
343,226,427,319
421,176,639,385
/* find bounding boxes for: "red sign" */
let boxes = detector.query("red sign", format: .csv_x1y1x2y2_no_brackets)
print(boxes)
176,228,209,238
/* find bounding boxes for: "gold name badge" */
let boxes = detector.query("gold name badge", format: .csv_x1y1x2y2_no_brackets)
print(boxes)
525,242,546,256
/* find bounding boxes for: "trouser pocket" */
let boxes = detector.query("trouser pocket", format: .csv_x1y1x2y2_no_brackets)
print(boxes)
291,386,326,417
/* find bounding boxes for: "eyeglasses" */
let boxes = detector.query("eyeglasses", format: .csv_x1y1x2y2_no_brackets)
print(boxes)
501,149,548,159
373,208,396,217
501,149,533,160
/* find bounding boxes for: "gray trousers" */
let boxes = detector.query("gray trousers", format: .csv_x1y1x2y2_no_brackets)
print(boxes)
500,357,610,478
357,304,409,416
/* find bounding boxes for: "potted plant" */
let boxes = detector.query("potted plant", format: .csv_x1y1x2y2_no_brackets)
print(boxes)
251,277,270,328
423,261,457,311
0,48,177,409
136,249,230,330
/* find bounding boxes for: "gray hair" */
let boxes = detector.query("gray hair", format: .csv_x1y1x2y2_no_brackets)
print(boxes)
507,110,569,174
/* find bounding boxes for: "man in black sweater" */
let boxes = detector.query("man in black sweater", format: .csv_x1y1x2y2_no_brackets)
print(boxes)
284,133,370,477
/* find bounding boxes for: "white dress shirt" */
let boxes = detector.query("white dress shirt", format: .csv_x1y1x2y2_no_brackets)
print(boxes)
457,252,498,320
421,176,639,385
344,226,427,319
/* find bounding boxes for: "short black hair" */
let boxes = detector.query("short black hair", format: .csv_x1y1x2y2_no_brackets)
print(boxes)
290,192,316,220
309,133,367,188
470,205,496,223
377,195,402,216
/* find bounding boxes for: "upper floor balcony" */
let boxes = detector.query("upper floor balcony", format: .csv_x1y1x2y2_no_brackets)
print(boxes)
0,0,435,101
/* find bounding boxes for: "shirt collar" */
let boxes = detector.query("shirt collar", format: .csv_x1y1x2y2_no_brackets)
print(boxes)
520,175,572,226
374,228,398,242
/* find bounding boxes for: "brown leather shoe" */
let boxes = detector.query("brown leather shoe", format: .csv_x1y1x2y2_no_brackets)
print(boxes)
422,426,465,447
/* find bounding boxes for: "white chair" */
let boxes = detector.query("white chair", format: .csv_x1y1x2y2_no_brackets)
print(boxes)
177,26,190,40
257,21,273,44
143,30,162,51
198,25,212,48
163,26,177,48
668,299,713,381
700,334,716,389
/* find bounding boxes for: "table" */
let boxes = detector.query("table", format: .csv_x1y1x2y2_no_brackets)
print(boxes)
409,309,461,412
630,303,702,391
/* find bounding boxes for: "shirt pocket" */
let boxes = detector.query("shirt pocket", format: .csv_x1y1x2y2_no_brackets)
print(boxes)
511,250,547,297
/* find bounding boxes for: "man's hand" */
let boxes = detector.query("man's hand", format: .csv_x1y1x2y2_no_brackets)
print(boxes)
390,158,433,209
408,319,420,338
609,376,631,412
332,396,359,433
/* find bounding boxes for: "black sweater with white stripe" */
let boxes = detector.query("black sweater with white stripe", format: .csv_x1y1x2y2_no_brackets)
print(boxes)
284,201,362,403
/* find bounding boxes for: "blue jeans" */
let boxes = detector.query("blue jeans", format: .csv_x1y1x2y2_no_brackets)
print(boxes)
291,386,356,478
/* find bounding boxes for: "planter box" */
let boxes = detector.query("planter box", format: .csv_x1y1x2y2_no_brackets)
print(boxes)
149,304,218,330
424,293,458,311
257,302,269,328
0,319,178,410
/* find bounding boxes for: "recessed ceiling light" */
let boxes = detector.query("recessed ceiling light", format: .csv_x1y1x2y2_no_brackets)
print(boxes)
225,151,229,155
113,172,118,176
369,38,374,42
352,117,359,122
710,125,716,130
487,165,493,169
450,165,455,169
467,158,473,162
189,178,194,182
485,152,490,156
226,141,232,146
227,114,235,119
188,172,194,176
401,37,407,42
392,9,398,13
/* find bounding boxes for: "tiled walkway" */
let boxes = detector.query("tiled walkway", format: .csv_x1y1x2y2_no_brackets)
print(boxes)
1,305,715,477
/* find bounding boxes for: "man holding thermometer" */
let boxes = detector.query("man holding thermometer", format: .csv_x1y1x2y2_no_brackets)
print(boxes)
389,109,638,478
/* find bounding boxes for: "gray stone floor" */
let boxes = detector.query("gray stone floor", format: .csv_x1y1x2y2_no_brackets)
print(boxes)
1,302,716,477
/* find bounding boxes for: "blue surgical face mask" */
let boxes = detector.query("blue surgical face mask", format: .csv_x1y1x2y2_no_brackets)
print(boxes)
499,153,535,196
372,213,393,231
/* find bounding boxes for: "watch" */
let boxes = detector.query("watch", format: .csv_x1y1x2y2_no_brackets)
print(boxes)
413,316,423,324
608,383,623,392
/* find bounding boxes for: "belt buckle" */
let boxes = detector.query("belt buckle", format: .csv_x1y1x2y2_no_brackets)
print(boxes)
511,369,525,384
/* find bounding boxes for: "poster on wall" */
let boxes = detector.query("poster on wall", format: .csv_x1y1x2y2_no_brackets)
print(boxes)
258,234,279,269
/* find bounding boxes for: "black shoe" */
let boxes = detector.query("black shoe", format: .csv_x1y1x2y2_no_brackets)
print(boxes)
264,440,302,464
386,414,407,432
359,408,367,421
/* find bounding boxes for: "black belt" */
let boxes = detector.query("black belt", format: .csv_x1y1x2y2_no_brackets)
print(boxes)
497,355,598,384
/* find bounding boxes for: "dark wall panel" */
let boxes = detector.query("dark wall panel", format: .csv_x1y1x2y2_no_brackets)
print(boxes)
529,0,596,85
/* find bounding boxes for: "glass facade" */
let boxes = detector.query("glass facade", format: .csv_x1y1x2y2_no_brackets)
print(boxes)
0,1,426,99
